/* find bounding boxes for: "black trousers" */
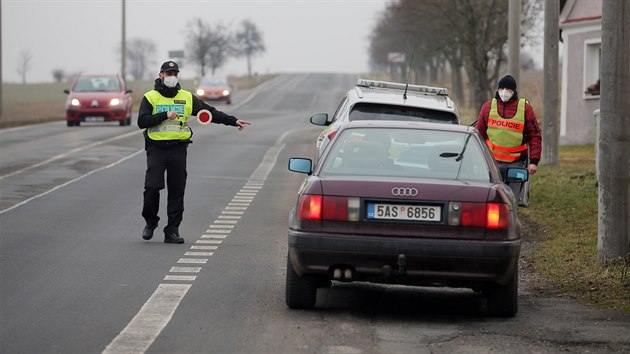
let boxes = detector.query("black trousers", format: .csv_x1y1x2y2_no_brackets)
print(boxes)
498,160,526,202
142,144,187,235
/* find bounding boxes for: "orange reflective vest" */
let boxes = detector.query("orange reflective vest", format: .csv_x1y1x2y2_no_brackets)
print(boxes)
486,98,527,162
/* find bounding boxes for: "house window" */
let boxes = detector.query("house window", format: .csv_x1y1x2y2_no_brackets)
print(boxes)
584,40,601,97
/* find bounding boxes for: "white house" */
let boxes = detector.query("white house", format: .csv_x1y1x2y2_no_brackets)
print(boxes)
559,0,602,145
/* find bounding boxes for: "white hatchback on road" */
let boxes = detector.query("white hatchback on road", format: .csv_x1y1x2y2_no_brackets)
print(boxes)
310,79,461,163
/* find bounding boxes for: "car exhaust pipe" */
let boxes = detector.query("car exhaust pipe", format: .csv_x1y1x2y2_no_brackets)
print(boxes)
343,269,353,280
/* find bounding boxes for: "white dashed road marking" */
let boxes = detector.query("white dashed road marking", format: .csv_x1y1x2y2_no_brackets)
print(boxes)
102,284,191,354
103,129,293,354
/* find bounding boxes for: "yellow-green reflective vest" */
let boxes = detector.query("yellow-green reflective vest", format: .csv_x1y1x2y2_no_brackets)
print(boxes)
486,98,527,162
144,90,193,141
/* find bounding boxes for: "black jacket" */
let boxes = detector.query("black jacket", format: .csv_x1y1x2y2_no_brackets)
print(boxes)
138,79,239,149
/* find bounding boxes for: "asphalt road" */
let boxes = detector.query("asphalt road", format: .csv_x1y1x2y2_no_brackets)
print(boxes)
0,73,628,354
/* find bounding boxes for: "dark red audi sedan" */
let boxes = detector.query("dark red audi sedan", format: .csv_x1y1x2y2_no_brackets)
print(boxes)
64,72,133,127
286,120,528,317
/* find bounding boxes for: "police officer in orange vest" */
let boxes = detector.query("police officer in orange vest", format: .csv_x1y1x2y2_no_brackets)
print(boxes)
476,75,542,203
138,61,251,244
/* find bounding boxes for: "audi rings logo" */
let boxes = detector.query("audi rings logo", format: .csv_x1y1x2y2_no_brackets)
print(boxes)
391,187,418,197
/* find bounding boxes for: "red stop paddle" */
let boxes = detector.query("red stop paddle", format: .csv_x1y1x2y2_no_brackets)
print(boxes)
197,109,212,125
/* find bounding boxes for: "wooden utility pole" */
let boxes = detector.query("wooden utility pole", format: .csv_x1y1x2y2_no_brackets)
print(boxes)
598,0,630,261
0,0,3,117
121,0,126,80
508,0,521,84
542,0,559,165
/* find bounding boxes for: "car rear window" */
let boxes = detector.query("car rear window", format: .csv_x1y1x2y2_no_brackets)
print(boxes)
201,78,228,86
320,128,489,182
349,103,458,124
74,76,120,92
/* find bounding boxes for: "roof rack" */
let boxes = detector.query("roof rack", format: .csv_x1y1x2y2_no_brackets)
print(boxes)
356,79,449,96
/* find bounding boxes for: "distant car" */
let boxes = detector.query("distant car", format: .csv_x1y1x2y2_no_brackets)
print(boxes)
286,120,528,317
195,76,232,104
64,72,133,127
310,79,461,163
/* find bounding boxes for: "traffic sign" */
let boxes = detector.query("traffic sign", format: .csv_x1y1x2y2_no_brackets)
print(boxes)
388,52,406,63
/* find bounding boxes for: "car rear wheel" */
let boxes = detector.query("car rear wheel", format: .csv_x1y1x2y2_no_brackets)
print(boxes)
285,255,317,309
484,267,518,317
67,121,80,127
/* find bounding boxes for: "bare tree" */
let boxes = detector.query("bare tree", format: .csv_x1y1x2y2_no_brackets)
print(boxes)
186,18,214,77
52,69,65,83
206,23,233,75
234,19,266,78
186,19,233,77
126,38,157,80
369,0,542,108
16,50,33,84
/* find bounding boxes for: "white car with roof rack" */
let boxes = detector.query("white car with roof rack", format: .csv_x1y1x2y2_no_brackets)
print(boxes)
310,79,461,163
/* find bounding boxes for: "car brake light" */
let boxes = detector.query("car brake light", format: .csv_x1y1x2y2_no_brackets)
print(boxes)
299,195,322,220
452,202,509,229
298,194,359,221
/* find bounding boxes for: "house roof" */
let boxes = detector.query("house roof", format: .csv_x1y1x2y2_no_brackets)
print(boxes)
560,0,602,25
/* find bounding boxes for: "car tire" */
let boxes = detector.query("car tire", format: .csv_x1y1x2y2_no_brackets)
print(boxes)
484,267,518,317
285,255,317,309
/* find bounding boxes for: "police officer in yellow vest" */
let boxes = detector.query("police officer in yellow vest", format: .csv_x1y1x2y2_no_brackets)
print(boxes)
138,61,250,243
476,75,542,204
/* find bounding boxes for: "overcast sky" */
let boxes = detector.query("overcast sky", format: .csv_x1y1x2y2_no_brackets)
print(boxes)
2,0,391,83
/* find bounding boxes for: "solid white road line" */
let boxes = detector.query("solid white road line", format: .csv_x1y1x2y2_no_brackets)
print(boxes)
102,284,191,354
0,130,141,180
0,149,144,215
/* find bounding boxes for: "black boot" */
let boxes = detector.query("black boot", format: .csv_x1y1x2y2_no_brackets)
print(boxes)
142,224,158,240
164,233,184,244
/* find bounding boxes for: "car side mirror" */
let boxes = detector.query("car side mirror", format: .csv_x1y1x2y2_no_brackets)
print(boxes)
288,158,312,175
64,89,70,94
126,89,133,94
310,113,329,126
506,167,529,183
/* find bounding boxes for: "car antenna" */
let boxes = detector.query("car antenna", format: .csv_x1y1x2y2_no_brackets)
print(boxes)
403,53,414,100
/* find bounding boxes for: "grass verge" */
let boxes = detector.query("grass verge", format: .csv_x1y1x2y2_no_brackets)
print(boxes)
521,145,629,312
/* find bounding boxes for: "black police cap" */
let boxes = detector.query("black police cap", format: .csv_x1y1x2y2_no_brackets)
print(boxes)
160,61,179,73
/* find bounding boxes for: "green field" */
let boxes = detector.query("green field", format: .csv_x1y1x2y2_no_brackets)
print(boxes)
0,75,275,128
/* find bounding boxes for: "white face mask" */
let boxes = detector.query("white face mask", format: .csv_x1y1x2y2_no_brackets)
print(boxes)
498,89,513,102
163,75,178,88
